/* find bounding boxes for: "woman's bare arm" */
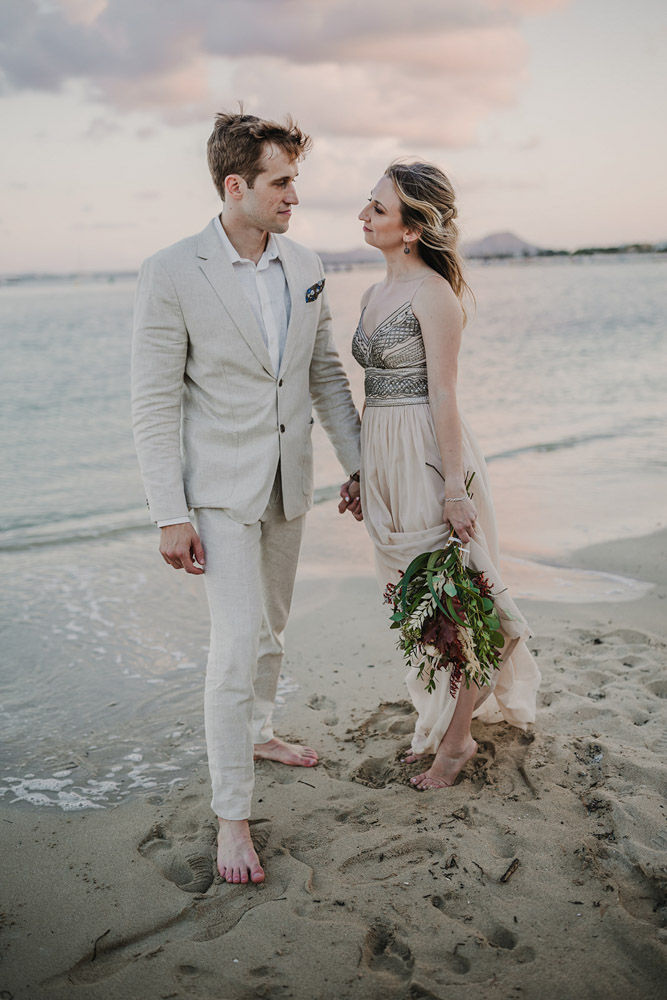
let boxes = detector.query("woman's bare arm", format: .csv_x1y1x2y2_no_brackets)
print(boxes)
412,275,477,543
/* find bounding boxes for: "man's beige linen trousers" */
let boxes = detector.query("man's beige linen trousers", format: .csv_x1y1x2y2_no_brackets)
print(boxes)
194,474,305,820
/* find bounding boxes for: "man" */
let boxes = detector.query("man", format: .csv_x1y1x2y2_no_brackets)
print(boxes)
132,112,361,885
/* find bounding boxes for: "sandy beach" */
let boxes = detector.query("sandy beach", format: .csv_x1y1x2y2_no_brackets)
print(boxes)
2,519,666,1000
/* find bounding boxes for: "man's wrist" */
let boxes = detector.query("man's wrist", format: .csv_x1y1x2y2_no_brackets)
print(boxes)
157,517,191,528
348,471,360,483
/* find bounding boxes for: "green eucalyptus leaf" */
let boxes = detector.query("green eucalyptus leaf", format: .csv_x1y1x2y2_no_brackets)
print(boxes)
400,552,431,612
427,577,449,617
445,594,466,626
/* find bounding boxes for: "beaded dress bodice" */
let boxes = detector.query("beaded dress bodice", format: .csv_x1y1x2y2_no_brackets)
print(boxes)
352,302,429,406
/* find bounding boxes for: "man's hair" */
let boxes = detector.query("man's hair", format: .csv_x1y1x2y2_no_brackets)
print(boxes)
207,111,312,200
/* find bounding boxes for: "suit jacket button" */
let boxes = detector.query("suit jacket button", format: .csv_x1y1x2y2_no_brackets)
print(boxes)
278,379,283,387
280,424,286,433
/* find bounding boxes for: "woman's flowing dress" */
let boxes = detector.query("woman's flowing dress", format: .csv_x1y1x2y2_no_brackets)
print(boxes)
352,298,541,754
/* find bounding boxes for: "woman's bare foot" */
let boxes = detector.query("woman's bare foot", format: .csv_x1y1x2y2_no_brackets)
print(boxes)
253,736,318,767
217,819,265,884
410,737,477,790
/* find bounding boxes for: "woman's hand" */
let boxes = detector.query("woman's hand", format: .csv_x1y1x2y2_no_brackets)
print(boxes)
339,478,363,521
443,497,477,544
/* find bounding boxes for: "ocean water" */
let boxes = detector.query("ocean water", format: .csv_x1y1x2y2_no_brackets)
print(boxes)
1,257,665,809
2,257,665,554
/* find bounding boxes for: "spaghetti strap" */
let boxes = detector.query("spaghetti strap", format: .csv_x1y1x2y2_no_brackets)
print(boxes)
409,273,436,304
362,273,437,339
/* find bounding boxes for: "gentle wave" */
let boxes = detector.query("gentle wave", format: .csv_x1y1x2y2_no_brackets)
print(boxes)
0,486,343,551
0,508,151,551
486,427,633,463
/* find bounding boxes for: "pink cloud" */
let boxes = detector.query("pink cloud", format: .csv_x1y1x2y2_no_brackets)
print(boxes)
342,26,526,74
0,0,572,146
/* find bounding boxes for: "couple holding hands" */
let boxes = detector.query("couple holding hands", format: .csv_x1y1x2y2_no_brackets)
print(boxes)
132,111,539,886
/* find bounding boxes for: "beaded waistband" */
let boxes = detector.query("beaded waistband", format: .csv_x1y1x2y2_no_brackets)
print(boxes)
364,367,429,407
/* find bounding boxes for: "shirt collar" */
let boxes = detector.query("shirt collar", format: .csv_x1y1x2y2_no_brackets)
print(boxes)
214,214,281,269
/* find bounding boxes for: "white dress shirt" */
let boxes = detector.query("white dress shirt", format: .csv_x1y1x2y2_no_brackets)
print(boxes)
157,216,291,528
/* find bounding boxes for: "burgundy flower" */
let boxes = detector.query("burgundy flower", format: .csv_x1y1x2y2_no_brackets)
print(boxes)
473,573,493,599
421,611,465,670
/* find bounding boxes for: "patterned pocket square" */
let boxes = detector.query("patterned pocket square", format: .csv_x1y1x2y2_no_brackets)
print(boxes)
305,278,325,302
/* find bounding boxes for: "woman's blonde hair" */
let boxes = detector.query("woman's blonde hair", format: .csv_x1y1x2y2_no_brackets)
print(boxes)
385,159,473,322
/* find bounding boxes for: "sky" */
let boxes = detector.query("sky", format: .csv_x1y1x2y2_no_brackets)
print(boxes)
1,0,665,272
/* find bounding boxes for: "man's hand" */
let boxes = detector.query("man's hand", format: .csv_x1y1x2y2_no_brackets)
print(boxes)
159,523,206,574
338,478,363,521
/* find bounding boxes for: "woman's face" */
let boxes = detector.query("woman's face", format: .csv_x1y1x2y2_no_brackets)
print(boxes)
358,175,407,252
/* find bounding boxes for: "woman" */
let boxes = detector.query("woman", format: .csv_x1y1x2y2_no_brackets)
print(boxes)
342,160,540,790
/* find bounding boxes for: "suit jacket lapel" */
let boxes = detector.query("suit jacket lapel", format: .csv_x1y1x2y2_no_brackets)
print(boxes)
277,236,307,377
196,220,274,378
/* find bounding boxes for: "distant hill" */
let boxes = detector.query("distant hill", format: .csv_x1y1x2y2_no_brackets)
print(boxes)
317,235,544,267
462,232,542,258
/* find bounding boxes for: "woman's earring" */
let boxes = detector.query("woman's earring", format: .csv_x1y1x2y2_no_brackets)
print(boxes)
403,240,411,255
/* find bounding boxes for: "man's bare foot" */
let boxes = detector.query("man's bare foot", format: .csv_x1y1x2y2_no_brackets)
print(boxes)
410,738,477,790
253,736,318,767
217,818,265,885
401,749,430,764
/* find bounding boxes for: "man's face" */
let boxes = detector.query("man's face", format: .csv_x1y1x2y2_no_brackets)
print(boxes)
239,143,299,234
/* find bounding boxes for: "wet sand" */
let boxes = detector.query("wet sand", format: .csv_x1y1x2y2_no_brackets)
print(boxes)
1,526,666,1000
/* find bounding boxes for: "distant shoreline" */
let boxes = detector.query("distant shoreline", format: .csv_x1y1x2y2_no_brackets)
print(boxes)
2,250,666,286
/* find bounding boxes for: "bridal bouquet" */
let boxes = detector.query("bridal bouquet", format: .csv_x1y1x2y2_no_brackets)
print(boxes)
383,536,508,697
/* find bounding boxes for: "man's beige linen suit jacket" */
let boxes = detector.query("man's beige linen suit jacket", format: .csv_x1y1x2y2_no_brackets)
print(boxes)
132,219,361,524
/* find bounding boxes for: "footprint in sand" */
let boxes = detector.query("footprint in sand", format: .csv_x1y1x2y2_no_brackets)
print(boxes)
352,700,417,740
334,800,379,827
138,823,215,893
339,834,446,881
362,921,415,980
307,692,339,726
350,754,408,789
441,943,471,975
487,925,518,950
646,679,667,700
616,864,667,928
